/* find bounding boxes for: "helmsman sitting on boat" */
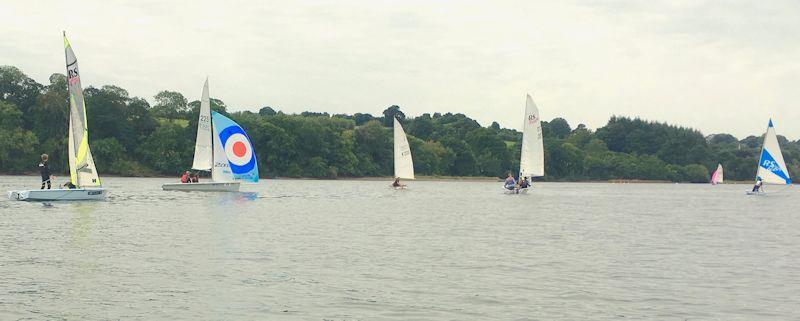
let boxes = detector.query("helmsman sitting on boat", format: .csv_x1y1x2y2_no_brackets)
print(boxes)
504,173,517,190
751,177,763,193
518,177,530,191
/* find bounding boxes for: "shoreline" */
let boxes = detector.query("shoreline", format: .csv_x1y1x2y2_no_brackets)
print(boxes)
0,173,758,184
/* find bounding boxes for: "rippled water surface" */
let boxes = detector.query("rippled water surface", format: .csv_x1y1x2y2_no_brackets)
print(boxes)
1,176,799,320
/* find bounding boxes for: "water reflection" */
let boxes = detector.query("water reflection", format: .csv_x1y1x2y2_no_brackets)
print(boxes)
217,192,259,204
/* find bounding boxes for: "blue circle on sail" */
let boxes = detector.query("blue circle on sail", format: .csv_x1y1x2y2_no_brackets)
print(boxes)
219,125,256,174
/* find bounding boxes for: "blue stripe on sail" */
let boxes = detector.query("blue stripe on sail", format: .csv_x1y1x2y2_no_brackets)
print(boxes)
768,119,774,128
759,148,791,184
212,111,259,183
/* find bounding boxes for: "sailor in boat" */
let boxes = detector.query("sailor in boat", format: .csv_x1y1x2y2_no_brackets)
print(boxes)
191,172,199,183
180,171,191,184
751,177,763,193
62,182,77,189
391,177,405,188
517,177,530,191
503,173,516,190
38,154,53,190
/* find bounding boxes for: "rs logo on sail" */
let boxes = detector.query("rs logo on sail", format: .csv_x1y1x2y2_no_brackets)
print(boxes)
762,159,780,172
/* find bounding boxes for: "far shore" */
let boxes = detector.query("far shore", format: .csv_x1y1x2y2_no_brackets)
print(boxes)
0,172,759,184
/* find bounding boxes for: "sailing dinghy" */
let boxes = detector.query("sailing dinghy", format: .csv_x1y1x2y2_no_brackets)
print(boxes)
747,119,791,195
162,79,258,192
391,116,414,188
506,94,545,194
8,33,107,201
710,164,723,185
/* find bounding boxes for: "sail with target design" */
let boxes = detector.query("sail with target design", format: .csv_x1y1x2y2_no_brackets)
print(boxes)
162,79,258,191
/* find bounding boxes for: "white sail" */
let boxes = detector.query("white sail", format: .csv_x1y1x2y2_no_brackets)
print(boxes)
756,119,791,185
191,78,213,171
711,164,723,184
64,33,101,187
393,117,414,179
211,121,235,182
519,94,545,178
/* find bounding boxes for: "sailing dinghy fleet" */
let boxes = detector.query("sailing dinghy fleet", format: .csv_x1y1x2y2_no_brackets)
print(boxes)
5,34,797,200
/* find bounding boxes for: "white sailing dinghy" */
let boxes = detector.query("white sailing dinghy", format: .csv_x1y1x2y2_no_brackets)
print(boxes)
506,94,545,194
747,119,791,195
392,116,414,188
710,164,723,185
8,33,107,201
162,79,259,192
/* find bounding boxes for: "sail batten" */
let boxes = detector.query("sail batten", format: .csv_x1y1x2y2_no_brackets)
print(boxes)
756,119,791,185
393,117,414,179
519,94,545,178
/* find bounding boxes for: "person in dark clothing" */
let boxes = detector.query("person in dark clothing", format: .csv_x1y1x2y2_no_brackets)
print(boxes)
519,177,530,189
39,154,52,189
191,172,199,183
63,182,77,189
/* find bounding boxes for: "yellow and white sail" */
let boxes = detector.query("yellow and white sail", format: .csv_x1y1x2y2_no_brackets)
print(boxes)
64,33,101,187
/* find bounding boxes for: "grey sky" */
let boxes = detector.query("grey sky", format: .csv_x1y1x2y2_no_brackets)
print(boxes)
2,0,799,139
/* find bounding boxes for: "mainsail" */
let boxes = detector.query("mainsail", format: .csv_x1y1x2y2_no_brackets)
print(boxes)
191,78,213,171
756,119,791,185
711,164,723,185
519,94,545,178
64,33,100,187
211,111,259,183
393,117,414,179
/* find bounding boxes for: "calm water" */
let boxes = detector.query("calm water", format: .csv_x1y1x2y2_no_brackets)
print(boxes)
1,176,799,320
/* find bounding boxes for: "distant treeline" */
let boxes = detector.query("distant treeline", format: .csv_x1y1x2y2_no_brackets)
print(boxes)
2,65,799,182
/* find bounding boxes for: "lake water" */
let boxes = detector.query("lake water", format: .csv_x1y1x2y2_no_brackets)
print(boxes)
1,175,799,320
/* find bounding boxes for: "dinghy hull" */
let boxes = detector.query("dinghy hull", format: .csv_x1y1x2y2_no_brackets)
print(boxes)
162,182,240,192
7,188,107,201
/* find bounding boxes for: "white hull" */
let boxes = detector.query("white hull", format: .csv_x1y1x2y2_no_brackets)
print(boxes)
503,187,529,195
162,182,240,192
8,188,107,201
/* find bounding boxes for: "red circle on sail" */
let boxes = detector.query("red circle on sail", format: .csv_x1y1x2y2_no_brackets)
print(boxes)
232,141,247,157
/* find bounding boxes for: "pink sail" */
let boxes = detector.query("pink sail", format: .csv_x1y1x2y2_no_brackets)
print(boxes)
710,163,723,185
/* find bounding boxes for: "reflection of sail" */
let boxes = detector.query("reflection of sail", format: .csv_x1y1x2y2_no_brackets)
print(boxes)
64,33,101,187
69,202,98,248
756,119,791,185
218,192,259,204
393,117,414,179
519,94,544,178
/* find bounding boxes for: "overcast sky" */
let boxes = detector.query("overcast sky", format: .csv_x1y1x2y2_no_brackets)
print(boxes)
2,0,799,139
